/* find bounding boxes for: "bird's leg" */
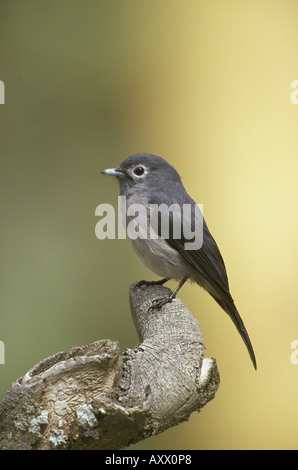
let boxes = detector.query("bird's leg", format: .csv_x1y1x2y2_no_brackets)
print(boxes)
135,278,169,288
149,275,189,311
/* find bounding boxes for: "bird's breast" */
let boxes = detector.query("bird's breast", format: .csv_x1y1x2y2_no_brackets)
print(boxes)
129,236,189,280
122,194,192,280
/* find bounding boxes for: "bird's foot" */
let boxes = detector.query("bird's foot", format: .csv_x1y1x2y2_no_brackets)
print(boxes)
134,278,168,288
149,291,176,312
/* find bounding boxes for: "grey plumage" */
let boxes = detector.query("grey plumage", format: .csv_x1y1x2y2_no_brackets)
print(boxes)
102,153,257,369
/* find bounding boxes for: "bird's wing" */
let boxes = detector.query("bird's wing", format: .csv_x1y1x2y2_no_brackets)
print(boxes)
150,190,232,304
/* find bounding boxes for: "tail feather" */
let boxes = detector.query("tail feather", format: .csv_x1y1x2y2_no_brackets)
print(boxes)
210,295,257,370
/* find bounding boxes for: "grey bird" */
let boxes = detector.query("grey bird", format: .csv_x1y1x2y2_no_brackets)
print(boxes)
102,153,257,369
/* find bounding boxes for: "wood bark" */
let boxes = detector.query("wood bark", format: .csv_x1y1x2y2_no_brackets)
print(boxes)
0,282,220,450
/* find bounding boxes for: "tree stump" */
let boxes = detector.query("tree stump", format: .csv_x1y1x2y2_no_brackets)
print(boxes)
0,282,220,450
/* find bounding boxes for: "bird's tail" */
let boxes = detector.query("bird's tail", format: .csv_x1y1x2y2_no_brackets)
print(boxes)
211,295,257,370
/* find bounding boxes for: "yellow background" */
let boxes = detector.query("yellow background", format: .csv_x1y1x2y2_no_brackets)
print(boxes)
0,0,297,449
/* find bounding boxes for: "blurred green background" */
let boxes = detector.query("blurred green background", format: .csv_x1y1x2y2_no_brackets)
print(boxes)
0,0,297,450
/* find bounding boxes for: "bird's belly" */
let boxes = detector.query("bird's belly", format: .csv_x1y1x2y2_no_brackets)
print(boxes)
130,237,188,281
130,235,220,298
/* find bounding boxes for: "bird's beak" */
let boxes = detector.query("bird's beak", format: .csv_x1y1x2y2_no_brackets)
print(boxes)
101,167,123,176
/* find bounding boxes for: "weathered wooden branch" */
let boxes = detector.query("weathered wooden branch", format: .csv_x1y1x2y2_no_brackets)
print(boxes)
0,282,220,450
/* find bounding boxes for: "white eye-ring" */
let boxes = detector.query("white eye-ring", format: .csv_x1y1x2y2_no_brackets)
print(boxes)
133,166,146,177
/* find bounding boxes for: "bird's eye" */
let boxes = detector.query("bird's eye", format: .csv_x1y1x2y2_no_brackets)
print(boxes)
133,166,145,176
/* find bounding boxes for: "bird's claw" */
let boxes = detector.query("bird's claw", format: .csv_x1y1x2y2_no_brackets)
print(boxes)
148,294,175,312
135,278,168,289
